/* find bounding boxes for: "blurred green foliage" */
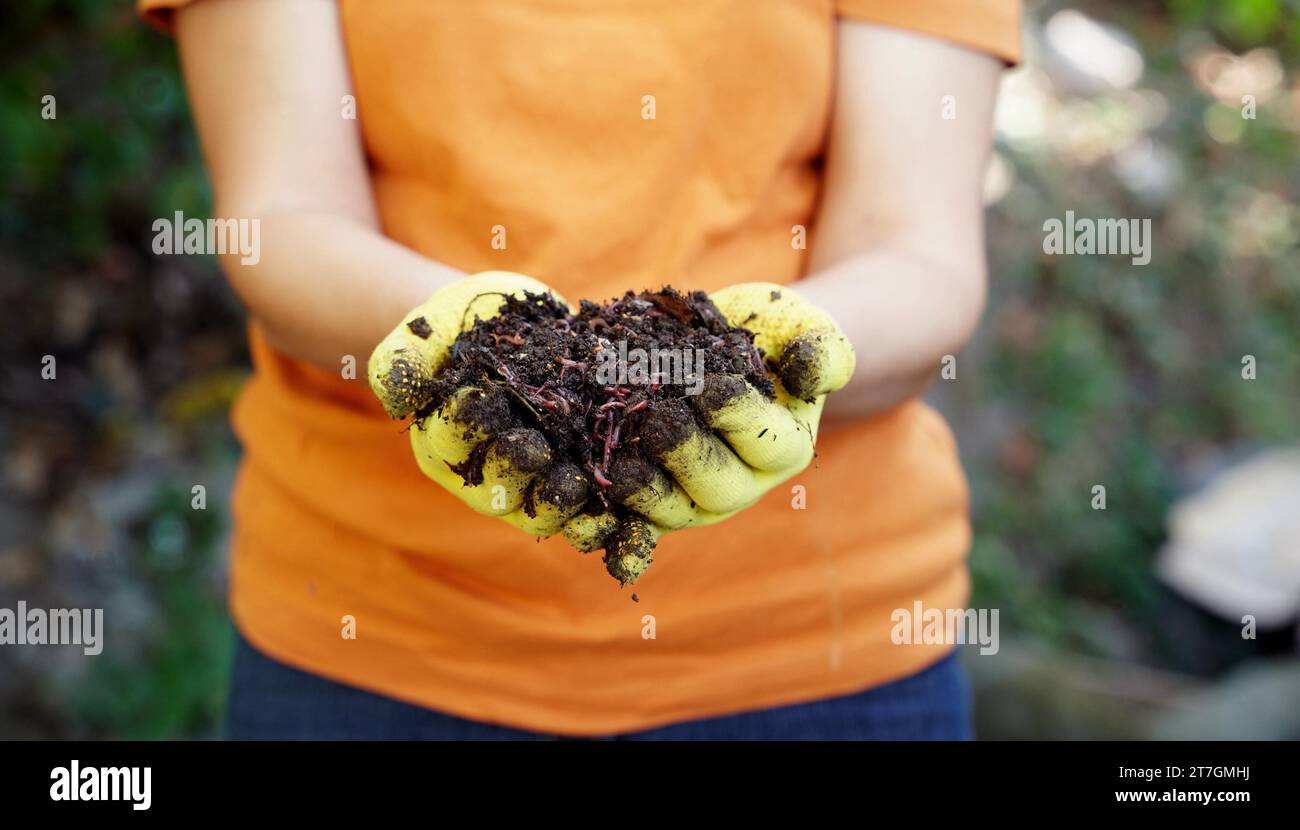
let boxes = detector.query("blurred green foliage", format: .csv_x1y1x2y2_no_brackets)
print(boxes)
1171,0,1300,46
67,486,233,739
961,0,1300,674
1,0,211,260
2,1,237,739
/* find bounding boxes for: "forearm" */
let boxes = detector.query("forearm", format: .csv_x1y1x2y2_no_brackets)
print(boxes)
798,246,985,419
215,210,462,373
793,21,999,420
172,0,459,374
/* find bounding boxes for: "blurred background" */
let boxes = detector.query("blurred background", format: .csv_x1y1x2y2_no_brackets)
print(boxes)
1,0,1297,739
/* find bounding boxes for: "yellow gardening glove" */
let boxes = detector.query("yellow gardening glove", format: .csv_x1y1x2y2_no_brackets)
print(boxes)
369,271,607,545
369,275,854,587
598,282,856,579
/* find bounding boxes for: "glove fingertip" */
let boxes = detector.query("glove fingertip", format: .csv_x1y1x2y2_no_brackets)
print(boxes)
778,330,855,400
603,518,658,585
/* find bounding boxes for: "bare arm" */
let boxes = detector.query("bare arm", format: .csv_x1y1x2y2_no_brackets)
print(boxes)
174,0,462,371
798,21,1002,419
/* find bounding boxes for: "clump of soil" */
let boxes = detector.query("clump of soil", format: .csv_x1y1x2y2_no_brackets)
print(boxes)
421,287,775,577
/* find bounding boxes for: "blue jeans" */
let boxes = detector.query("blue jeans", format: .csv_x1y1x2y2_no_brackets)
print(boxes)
226,633,971,740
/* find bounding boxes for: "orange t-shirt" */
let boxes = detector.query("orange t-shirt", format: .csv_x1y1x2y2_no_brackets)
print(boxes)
142,0,1020,734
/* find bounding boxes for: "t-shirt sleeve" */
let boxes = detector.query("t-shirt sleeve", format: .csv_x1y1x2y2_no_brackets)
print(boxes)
836,0,1022,65
138,0,201,34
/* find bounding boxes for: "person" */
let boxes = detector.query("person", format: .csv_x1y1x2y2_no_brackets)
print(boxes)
140,0,1020,740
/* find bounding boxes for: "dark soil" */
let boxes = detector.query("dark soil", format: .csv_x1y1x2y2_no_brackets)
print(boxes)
421,287,774,537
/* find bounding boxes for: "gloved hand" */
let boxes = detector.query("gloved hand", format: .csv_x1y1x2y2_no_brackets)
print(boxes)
598,282,855,580
369,274,855,585
368,271,603,542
